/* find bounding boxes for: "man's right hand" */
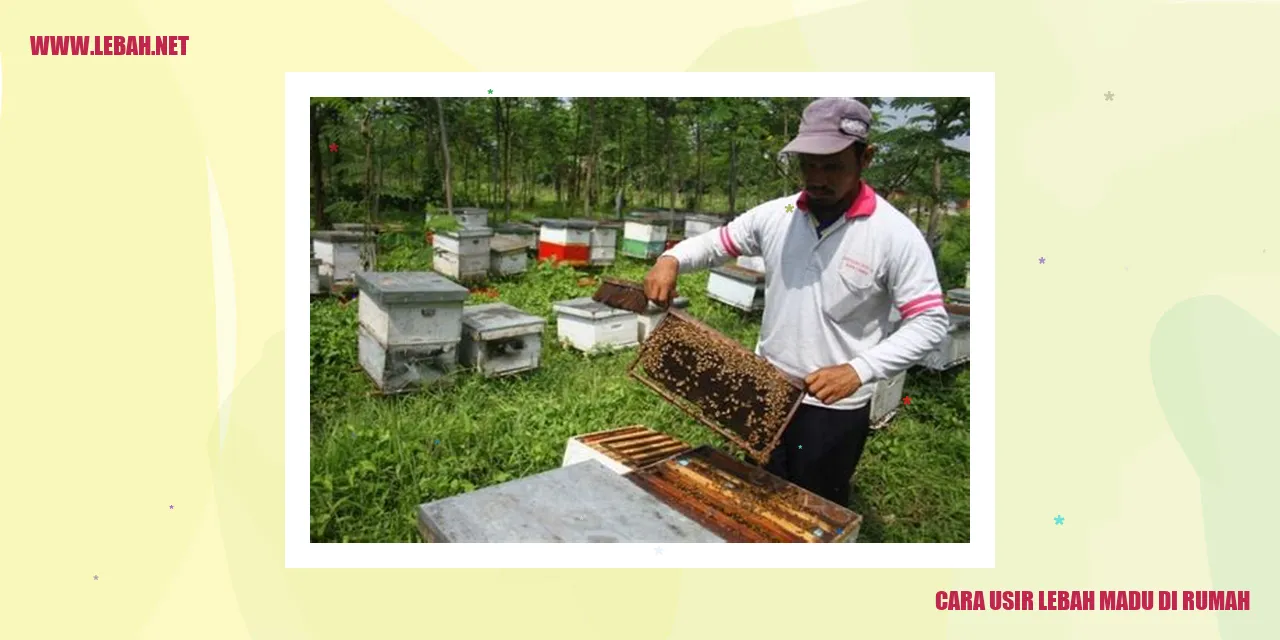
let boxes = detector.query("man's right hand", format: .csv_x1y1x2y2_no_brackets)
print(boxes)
644,256,681,308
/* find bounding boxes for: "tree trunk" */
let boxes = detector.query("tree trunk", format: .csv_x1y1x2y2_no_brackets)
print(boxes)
502,98,513,221
925,156,944,255
583,97,598,218
435,98,455,219
728,137,738,215
310,103,329,231
694,115,703,212
667,106,676,213
360,107,376,269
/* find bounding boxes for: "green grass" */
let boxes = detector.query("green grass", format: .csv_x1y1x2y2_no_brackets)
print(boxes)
310,224,970,543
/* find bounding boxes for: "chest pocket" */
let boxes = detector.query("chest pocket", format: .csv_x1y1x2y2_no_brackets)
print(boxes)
821,254,881,322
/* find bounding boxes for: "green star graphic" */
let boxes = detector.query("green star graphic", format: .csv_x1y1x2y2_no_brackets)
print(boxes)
785,204,795,213
487,89,494,95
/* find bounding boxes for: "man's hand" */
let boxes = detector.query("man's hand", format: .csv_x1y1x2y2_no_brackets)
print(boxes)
643,255,681,308
805,364,863,405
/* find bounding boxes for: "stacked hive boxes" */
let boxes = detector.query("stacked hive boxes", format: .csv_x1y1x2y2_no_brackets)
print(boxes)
454,207,489,230
311,230,368,287
589,221,620,267
354,271,469,393
682,213,724,239
537,219,594,267
488,235,529,277
622,215,669,259
459,302,546,377
433,227,494,282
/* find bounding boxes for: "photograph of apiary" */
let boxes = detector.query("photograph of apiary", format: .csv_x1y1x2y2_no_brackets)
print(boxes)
310,96,972,544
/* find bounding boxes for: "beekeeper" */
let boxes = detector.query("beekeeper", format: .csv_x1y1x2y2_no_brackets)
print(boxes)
644,97,950,506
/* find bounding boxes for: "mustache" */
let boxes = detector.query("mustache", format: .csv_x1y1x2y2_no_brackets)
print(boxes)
805,187,833,196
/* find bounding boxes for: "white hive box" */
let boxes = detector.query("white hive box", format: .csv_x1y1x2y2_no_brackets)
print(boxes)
489,235,529,277
553,297,639,353
589,221,620,267
947,288,970,306
707,264,765,312
921,306,971,371
459,302,546,377
454,207,489,230
622,216,669,259
736,255,767,273
964,260,970,289
635,296,689,344
494,222,539,252
869,371,907,430
683,213,724,239
311,230,368,285
561,426,693,475
310,258,322,295
355,271,470,392
537,219,594,266
433,227,494,281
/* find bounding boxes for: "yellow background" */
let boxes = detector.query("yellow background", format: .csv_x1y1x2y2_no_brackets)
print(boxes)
2,0,1277,638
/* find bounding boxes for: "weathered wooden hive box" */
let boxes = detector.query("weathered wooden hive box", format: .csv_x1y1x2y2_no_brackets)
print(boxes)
494,222,539,252
416,459,724,543
683,213,724,238
433,227,494,282
626,446,862,542
921,304,971,371
552,297,639,353
354,271,469,393
311,230,368,285
459,302,545,377
622,216,670,259
629,309,805,464
635,296,690,344
561,425,693,475
454,207,489,230
488,235,529,277
707,264,766,312
588,221,620,267
537,219,594,266
310,258,323,295
869,370,907,430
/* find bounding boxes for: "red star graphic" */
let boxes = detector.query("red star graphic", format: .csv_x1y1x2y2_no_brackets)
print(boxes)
328,143,339,153
903,396,911,405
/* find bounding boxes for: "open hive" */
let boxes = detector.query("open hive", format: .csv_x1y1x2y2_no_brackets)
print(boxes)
626,445,861,542
561,425,693,475
628,309,804,464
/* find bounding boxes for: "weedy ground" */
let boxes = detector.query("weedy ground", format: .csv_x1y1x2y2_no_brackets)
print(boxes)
311,214,970,543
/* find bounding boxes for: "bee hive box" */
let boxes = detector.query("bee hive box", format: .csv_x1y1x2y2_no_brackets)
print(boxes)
552,297,639,352
488,235,529,277
588,221,620,267
416,459,724,543
433,227,494,281
561,425,693,475
947,288,970,306
309,258,322,295
622,217,669,259
683,213,724,238
537,219,595,266
494,222,539,252
922,305,971,371
629,309,804,464
736,255,767,273
453,207,489,230
355,271,469,393
869,370,907,430
311,230,369,286
636,296,690,344
459,302,545,377
626,445,862,542
707,264,766,312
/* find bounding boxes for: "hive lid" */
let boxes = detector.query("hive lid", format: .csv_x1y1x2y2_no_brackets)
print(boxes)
354,271,470,305
540,218,596,230
462,302,545,334
495,222,537,234
947,288,970,304
628,309,805,465
489,235,527,254
711,264,765,284
553,296,636,320
311,230,368,243
331,222,381,233
627,445,861,542
440,227,495,239
684,213,724,225
594,220,623,229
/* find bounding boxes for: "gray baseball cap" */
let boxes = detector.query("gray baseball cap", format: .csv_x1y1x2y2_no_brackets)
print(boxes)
780,97,873,156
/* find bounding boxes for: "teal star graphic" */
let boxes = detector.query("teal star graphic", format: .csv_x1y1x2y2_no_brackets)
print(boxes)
1054,514,1064,525
487,89,494,95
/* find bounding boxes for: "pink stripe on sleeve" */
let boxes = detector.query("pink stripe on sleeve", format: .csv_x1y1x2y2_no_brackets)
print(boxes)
719,226,741,257
899,293,943,317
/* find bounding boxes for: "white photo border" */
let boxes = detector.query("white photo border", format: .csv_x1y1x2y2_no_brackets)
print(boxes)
285,72,994,568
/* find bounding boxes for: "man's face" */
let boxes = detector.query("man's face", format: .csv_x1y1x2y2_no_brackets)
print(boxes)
797,145,870,209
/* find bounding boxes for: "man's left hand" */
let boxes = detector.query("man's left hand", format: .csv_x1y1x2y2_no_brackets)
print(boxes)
804,364,863,405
